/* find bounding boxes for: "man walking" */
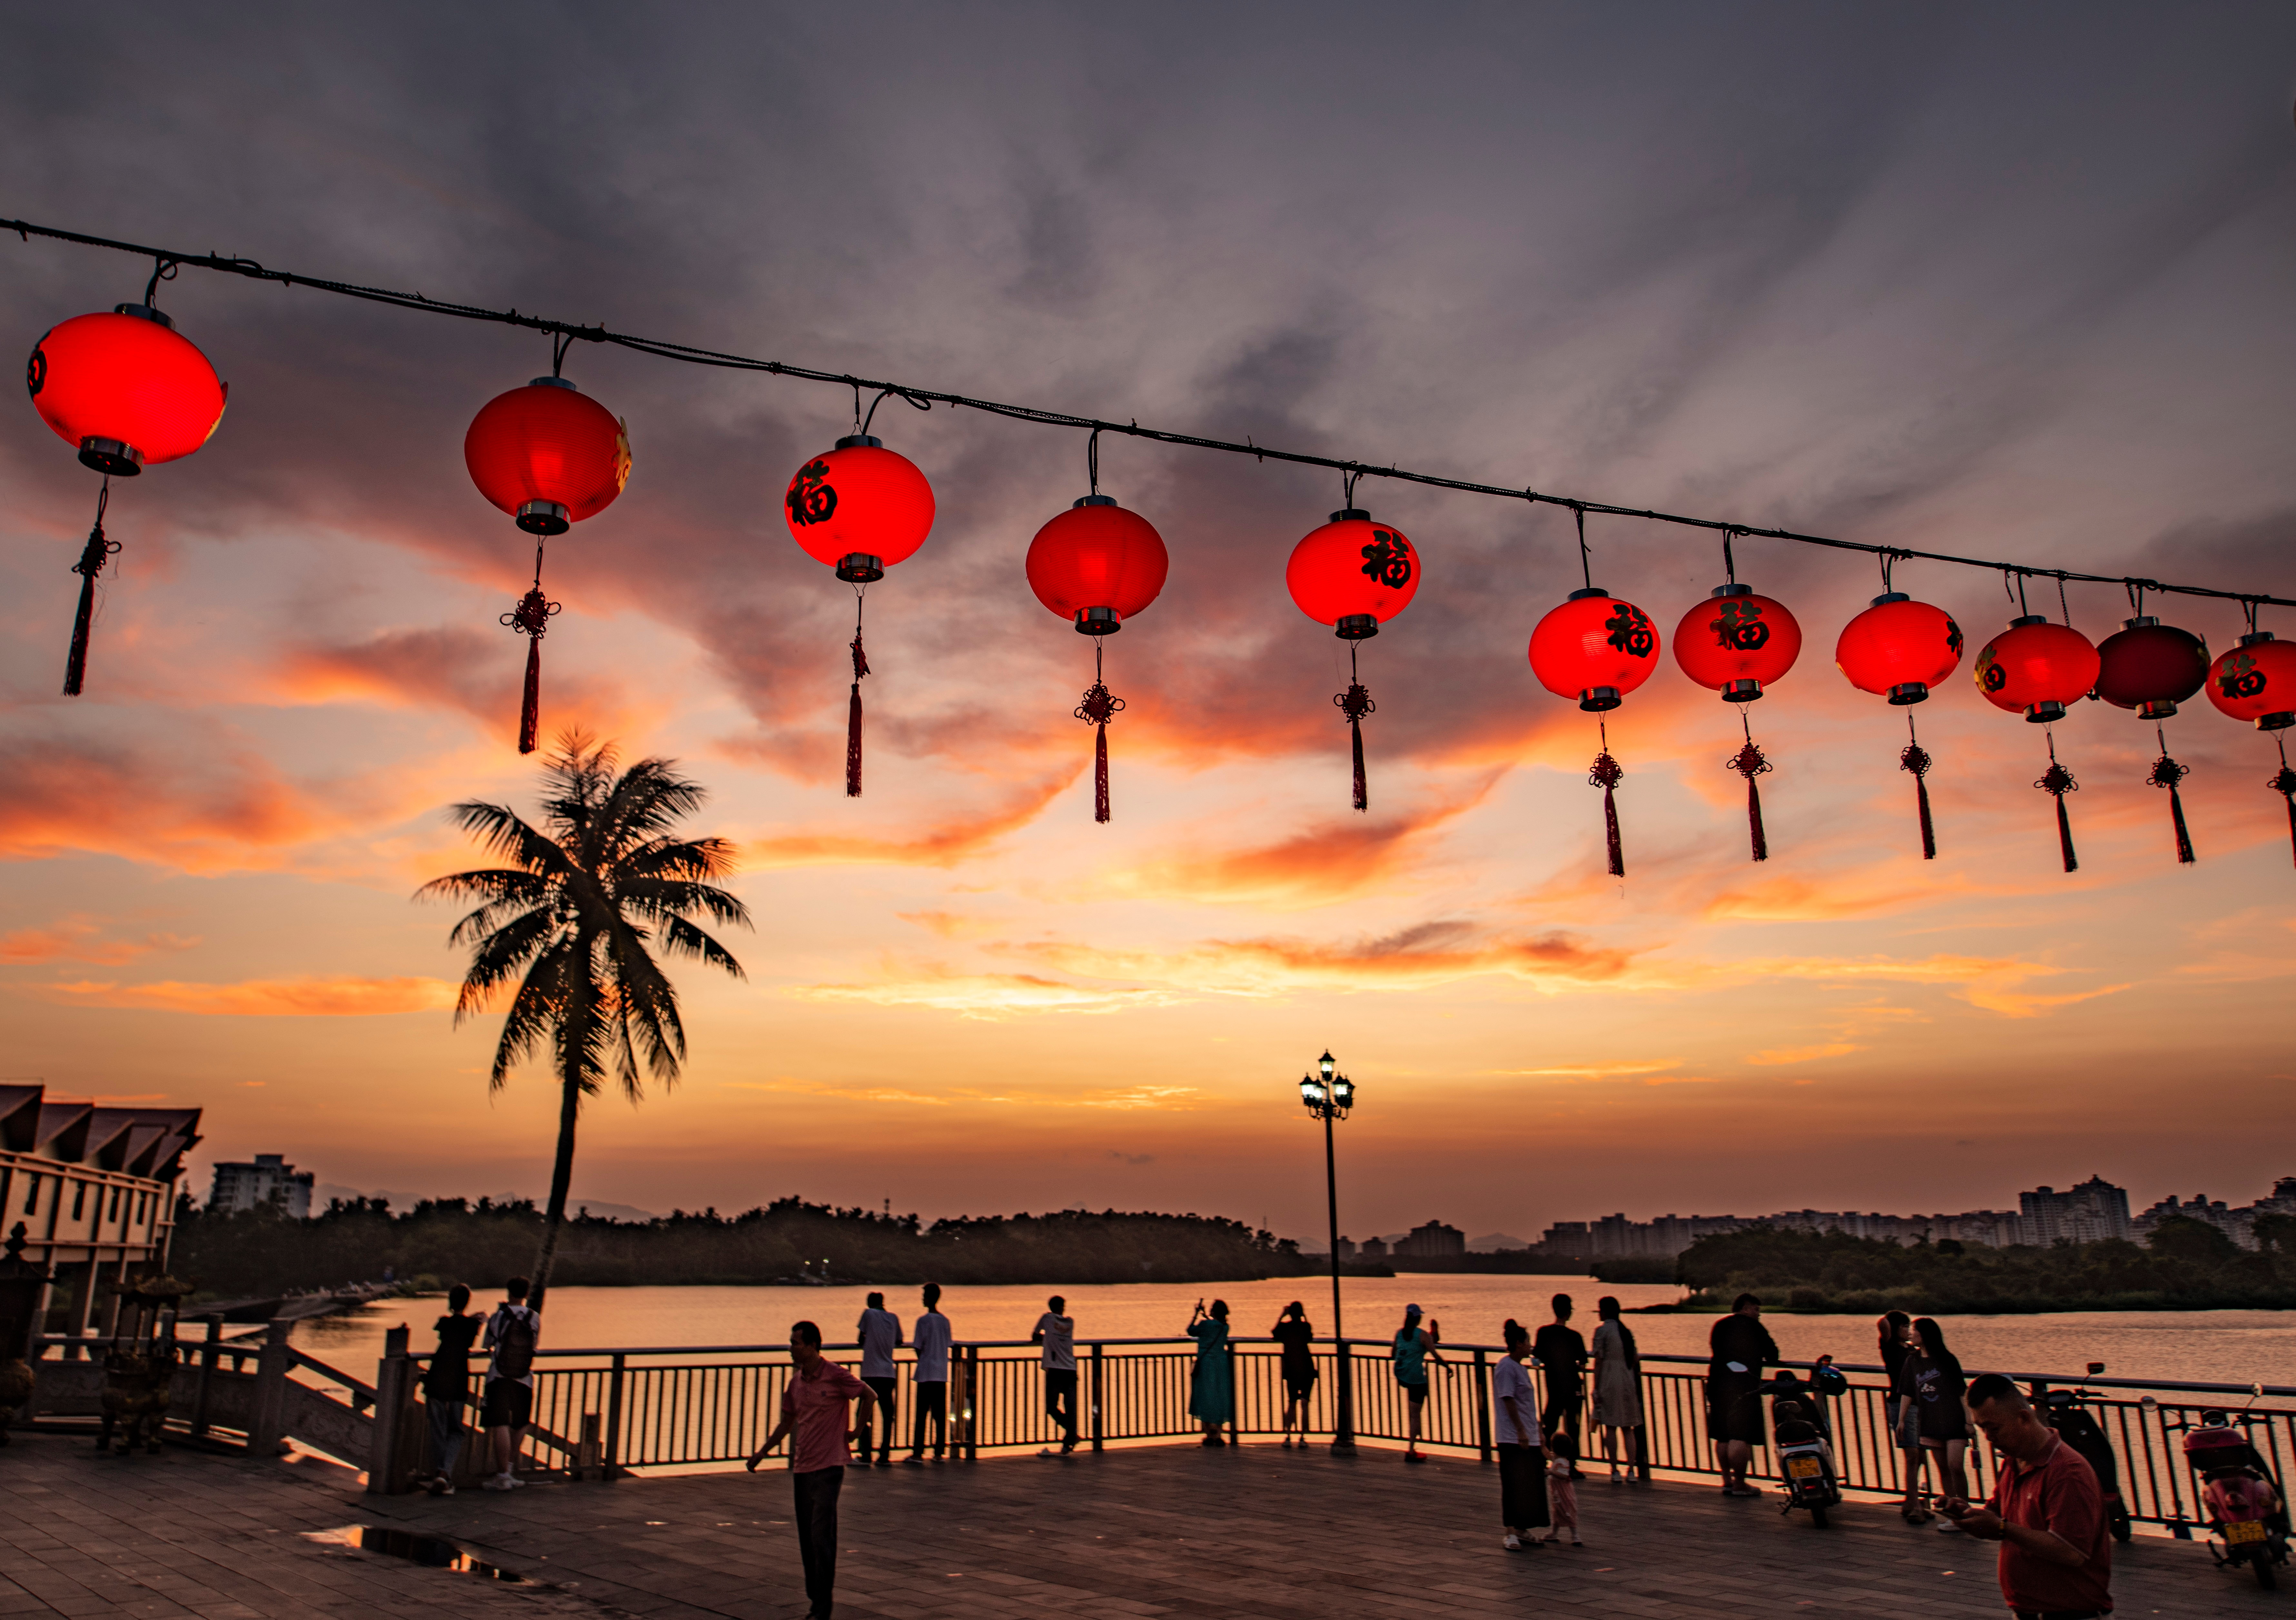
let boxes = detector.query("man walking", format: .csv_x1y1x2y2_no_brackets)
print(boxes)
479,1276,539,1491
906,1282,951,1465
1941,1373,2114,1619
855,1291,902,1468
1533,1293,1588,1462
748,1321,874,1620
1031,1294,1079,1456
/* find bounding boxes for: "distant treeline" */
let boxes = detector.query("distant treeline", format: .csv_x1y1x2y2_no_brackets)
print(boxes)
169,1195,1340,1298
1669,1217,2296,1314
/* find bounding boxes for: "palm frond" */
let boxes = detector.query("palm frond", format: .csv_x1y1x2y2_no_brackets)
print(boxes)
451,908,559,1018
441,802,572,877
658,913,747,979
489,945,574,1090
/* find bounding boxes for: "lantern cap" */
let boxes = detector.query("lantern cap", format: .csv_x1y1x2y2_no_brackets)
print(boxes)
2241,630,2278,647
111,302,174,330
1870,591,1909,607
1567,585,1611,602
2026,700,2068,724
527,376,577,391
1075,606,1121,635
1579,685,1623,712
517,499,571,536
78,437,144,476
2122,615,2160,629
1329,507,1371,523
1711,582,1753,599
1721,679,1763,702
835,433,883,450
2008,613,2050,628
1887,681,1930,706
1073,493,1118,509
836,553,885,584
1335,613,1379,641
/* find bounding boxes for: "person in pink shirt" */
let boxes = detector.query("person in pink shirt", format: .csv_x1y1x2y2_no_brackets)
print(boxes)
747,1321,876,1620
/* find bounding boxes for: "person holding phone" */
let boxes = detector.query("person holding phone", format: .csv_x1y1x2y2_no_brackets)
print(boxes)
1187,1298,1234,1446
1937,1374,2112,1619
747,1321,875,1620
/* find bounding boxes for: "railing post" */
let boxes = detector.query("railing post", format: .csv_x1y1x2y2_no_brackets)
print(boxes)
1227,1338,1240,1448
604,1352,626,1479
248,1317,293,1458
1474,1349,1492,1464
962,1346,979,1462
190,1315,221,1438
367,1323,411,1495
1333,1337,1355,1454
1090,1342,1105,1453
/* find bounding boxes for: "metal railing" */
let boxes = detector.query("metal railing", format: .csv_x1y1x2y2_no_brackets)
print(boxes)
377,1335,2291,1530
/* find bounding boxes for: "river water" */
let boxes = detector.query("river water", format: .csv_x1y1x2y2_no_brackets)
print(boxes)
287,1274,2293,1389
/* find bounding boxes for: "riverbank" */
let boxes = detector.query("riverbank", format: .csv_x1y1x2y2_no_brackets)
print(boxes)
1672,1286,2296,1314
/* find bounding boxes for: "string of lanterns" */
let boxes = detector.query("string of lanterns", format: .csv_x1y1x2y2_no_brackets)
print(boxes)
12,220,2296,874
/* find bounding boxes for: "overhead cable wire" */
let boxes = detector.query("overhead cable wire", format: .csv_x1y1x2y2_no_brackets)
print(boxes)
7,214,2291,612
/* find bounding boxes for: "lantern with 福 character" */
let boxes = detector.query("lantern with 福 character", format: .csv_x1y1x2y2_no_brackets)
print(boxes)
1974,598,2100,873
1671,537,1800,861
2097,599,2210,865
784,391,936,796
26,273,228,697
464,355,632,753
1286,476,1421,811
1526,509,1660,876
1834,580,1964,860
1025,435,1169,822
2208,611,2296,871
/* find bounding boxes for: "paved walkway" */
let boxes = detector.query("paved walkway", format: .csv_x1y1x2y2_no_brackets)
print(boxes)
0,1431,2274,1619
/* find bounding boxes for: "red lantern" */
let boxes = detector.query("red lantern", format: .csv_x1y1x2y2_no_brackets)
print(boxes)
1026,495,1170,822
2207,633,2296,731
783,433,936,798
464,376,632,754
1672,585,1802,702
2096,618,2209,719
1972,616,2099,722
1528,590,1661,711
1835,594,1963,704
28,303,229,696
1286,506,1422,812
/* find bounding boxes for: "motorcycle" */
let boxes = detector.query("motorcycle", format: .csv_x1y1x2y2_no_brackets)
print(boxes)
1767,1358,1847,1529
2035,1364,2132,1545
2175,1395,2290,1590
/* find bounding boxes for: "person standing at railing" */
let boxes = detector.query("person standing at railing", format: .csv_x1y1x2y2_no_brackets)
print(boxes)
1707,1292,1777,1498
746,1320,875,1620
1187,1299,1234,1447
1590,1296,1644,1483
1904,1316,1974,1534
1534,1294,1589,1468
907,1282,950,1465
1938,1373,2114,1620
1394,1304,1444,1464
1879,1311,1930,1523
1494,1320,1549,1550
1271,1301,1317,1448
855,1291,902,1469
1032,1295,1079,1457
479,1276,540,1492
420,1283,480,1495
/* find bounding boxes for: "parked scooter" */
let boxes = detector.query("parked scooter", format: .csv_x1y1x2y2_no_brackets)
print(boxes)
2035,1364,2132,1544
1768,1358,1848,1529
2173,1393,2290,1590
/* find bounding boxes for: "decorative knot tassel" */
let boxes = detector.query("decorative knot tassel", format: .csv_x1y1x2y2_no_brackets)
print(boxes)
1900,736,1936,861
2036,744,2079,874
1074,655,1124,825
63,481,117,698
1336,680,1375,814
2147,739,2194,865
1094,720,1110,823
2273,757,2296,871
1589,748,1625,877
1726,737,1773,863
846,624,870,799
518,637,542,754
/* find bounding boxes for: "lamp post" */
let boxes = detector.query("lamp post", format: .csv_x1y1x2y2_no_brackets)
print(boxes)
1299,1049,1357,1454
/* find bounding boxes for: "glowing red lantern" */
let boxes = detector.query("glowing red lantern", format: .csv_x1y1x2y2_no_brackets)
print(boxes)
27,302,229,696
1285,505,1422,811
1026,494,1170,822
1972,616,2099,723
2096,618,2209,719
1528,590,1661,711
1835,594,1963,704
1672,585,1802,701
464,376,632,754
783,431,936,798
2207,632,2296,731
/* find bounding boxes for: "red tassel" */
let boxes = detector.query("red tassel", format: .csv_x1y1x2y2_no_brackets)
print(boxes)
846,623,869,798
2054,794,2077,872
2147,737,2194,865
501,571,557,757
1075,651,1123,825
1900,736,1936,861
2268,758,2295,870
1094,721,1110,823
1589,747,1625,877
2037,744,2079,873
518,636,542,755
1336,681,1375,813
62,481,116,698
1726,737,1773,863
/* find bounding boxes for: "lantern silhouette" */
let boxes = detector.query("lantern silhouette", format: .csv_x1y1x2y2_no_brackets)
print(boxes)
1673,574,1801,863
1973,616,2099,723
2096,618,2209,720
2207,633,2296,731
464,375,631,753
1529,572,1662,877
1835,592,1964,861
784,428,936,797
1026,488,1169,823
1287,504,1420,811
28,300,228,696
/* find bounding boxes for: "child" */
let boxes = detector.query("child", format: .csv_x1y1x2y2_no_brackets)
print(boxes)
1543,1431,1583,1546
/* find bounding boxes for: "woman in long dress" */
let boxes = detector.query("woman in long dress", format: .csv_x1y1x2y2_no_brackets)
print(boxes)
1590,1295,1644,1480
1187,1298,1233,1446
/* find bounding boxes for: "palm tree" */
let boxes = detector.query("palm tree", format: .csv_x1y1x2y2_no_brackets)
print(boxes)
418,732,748,1307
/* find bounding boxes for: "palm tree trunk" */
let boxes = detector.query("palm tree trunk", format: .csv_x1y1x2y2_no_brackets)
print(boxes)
529,986,589,1312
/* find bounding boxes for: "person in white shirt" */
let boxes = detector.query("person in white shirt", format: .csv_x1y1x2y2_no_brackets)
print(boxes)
480,1276,541,1492
855,1291,903,1468
1031,1295,1079,1456
1494,1319,1550,1549
906,1282,952,1465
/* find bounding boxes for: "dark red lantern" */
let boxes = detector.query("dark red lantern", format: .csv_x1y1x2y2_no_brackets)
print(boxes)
1835,594,1963,704
1027,495,1170,822
1286,506,1421,812
784,433,936,798
464,376,631,753
1973,616,2099,722
1672,585,1802,701
2207,632,2296,731
1528,590,1661,711
28,302,229,696
2096,618,2209,719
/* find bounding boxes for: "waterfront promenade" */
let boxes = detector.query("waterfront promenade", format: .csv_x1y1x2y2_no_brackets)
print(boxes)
0,1431,2272,1620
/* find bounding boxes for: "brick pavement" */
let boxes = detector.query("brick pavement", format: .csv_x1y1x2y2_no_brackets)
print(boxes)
0,1430,2276,1619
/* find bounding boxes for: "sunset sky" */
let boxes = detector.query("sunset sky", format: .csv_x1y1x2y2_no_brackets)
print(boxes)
4,5,2294,1246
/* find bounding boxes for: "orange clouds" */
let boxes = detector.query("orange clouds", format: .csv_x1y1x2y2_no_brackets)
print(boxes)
0,738,325,870
0,918,198,966
42,976,460,1016
746,771,1080,869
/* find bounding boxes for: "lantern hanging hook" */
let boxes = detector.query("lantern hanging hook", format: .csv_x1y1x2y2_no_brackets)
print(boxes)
1088,427,1102,496
1722,527,1742,586
1341,466,1363,510
860,387,931,438
2245,598,2262,637
2125,580,2143,616
2014,571,2033,618
142,256,178,309
1573,504,1592,592
550,329,576,379
2057,575,2072,627
1879,551,1895,595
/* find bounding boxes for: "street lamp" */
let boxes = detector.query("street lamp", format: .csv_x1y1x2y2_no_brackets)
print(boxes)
1300,1048,1356,1454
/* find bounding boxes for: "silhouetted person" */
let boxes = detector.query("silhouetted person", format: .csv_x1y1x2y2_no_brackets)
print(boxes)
1493,1319,1549,1550
1706,1293,1777,1497
748,1320,874,1620
1904,1315,1972,1531
1032,1295,1078,1456
1533,1293,1588,1462
480,1276,539,1491
1590,1295,1645,1482
855,1291,902,1468
1270,1301,1317,1447
1393,1304,1443,1463
1187,1298,1232,1445
421,1282,479,1494
906,1282,950,1464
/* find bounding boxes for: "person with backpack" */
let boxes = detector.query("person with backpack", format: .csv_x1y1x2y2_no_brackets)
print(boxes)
480,1276,540,1491
421,1283,482,1494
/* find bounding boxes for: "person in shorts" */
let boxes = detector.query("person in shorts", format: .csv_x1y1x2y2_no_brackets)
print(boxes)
1270,1300,1318,1447
480,1276,540,1491
1393,1304,1443,1463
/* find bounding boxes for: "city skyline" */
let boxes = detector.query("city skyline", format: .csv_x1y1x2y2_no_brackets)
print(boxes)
4,8,2295,1245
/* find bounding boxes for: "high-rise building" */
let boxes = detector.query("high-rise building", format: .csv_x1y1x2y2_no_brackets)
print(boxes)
2020,1176,2132,1245
207,1153,314,1219
1392,1220,1466,1260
